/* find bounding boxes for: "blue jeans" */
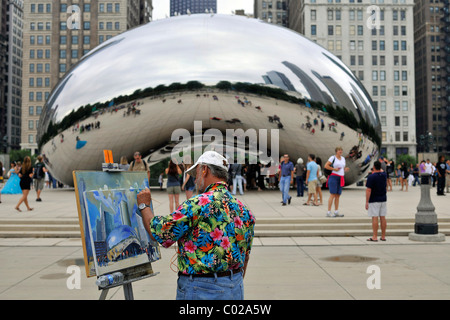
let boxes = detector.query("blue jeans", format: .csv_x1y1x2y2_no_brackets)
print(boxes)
279,176,291,204
176,272,244,300
296,176,304,196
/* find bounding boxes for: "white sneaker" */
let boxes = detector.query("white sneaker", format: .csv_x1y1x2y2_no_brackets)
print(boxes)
326,211,334,218
334,211,344,217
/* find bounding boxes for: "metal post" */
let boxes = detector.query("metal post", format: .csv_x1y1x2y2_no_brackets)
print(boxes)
409,173,445,242
123,283,134,300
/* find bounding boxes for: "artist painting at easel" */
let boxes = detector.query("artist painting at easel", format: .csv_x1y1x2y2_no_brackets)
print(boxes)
137,151,255,300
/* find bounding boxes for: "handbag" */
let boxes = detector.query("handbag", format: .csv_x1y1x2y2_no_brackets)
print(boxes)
323,156,335,176
319,175,327,184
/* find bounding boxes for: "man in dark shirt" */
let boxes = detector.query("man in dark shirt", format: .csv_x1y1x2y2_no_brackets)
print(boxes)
365,161,387,242
436,155,447,196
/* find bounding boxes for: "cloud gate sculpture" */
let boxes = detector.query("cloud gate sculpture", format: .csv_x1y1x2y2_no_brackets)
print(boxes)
37,14,381,186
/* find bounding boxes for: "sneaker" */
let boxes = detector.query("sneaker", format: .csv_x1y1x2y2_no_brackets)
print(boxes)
334,211,344,217
326,211,334,218
282,202,286,206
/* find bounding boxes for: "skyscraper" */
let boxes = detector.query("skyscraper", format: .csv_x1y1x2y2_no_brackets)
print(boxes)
21,1,152,155
414,0,449,154
254,0,288,27
170,0,217,16
0,0,24,153
289,0,417,160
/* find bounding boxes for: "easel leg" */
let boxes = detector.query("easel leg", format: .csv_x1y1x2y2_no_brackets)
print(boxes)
99,288,109,300
123,283,134,300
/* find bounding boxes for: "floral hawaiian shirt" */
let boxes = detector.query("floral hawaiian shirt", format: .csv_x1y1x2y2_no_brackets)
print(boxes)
150,181,255,275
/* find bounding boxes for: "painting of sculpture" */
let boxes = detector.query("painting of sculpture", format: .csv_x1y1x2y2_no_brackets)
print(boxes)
73,171,161,277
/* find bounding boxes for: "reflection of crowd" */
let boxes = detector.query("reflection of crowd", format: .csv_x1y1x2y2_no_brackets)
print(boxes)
96,243,158,266
72,121,101,134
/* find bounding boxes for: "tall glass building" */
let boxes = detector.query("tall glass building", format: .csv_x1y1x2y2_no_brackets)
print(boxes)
170,0,217,16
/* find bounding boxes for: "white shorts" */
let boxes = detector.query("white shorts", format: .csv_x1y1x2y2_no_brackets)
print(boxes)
368,202,387,217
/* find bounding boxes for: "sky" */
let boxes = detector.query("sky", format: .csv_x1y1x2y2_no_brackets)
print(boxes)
152,0,254,20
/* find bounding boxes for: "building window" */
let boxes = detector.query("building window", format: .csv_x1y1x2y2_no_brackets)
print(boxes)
393,40,398,50
372,56,377,66
328,10,333,20
311,25,316,35
403,132,408,142
402,116,408,126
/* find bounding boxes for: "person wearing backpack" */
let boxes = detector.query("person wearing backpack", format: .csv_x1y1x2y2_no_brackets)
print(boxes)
128,151,150,182
33,155,47,202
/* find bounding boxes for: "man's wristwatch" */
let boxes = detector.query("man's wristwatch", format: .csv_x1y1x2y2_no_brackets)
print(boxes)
138,203,150,212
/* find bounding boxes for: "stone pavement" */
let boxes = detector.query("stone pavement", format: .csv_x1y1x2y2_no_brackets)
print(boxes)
0,183,449,299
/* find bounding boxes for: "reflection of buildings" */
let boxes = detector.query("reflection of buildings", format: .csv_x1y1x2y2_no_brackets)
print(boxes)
91,190,155,265
22,0,153,154
282,61,333,106
289,0,417,159
262,71,296,91
170,0,217,16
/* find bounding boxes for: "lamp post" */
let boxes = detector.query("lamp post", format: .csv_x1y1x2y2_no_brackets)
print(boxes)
409,173,445,242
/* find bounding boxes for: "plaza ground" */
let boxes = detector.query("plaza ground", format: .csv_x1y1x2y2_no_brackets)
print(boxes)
0,183,449,300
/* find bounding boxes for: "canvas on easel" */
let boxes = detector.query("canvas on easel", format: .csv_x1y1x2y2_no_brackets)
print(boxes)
73,171,161,277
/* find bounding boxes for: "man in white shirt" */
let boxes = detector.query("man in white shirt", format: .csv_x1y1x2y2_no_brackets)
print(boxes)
424,159,433,174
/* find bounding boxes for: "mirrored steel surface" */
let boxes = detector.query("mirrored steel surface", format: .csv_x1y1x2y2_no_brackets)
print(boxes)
38,14,381,186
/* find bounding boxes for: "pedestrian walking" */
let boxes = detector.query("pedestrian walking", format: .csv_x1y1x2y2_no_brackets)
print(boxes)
324,147,349,217
128,151,150,181
15,156,34,212
304,154,319,206
316,157,325,205
446,160,450,193
165,160,182,213
136,150,255,300
230,163,244,196
436,155,447,196
33,155,47,202
294,158,305,197
365,161,387,242
278,154,294,206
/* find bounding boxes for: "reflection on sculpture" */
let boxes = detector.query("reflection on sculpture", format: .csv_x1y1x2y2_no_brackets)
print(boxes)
37,14,381,186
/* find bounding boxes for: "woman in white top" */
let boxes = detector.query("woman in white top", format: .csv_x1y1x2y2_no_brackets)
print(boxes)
324,146,349,218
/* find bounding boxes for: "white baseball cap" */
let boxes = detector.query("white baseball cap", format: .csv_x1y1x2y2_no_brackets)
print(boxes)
185,151,229,177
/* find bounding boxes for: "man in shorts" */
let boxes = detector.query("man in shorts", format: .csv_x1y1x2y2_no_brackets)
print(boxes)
365,161,387,242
